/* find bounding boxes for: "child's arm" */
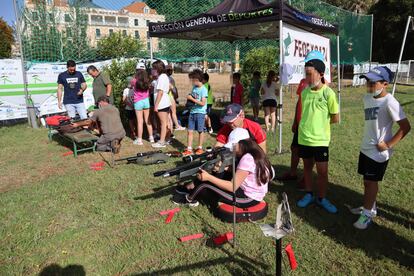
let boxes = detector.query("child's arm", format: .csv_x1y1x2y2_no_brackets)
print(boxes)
187,95,206,106
197,168,249,192
377,118,411,151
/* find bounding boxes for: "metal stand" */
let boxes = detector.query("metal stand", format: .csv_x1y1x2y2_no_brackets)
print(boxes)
276,239,282,276
232,142,237,248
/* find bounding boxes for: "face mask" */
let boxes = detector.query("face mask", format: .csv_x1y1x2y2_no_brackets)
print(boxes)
372,87,383,97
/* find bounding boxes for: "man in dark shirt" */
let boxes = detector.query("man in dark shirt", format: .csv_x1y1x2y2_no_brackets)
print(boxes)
72,96,126,153
57,60,87,119
87,65,113,105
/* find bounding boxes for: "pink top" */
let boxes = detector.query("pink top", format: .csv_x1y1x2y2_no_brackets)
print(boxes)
237,153,268,201
134,89,149,103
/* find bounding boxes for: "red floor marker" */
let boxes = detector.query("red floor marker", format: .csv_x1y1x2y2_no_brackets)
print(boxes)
285,243,298,270
213,232,234,245
90,166,104,171
159,208,180,216
62,151,73,157
90,161,105,167
165,212,175,224
179,233,204,242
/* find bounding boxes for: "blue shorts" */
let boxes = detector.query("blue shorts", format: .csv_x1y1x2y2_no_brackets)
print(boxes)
134,98,150,111
188,113,206,132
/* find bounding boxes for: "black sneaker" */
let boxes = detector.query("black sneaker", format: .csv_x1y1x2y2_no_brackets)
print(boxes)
185,195,199,207
171,193,188,205
175,185,191,195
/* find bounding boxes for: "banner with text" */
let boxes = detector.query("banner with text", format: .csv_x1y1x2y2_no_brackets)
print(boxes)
282,23,331,84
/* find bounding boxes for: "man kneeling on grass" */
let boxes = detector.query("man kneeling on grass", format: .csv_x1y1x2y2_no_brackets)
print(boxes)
350,66,411,230
71,96,126,153
173,128,273,208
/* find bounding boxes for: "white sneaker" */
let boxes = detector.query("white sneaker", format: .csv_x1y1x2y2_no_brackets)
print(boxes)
353,213,373,230
349,206,377,217
149,136,155,143
133,139,143,145
175,126,186,131
152,142,166,148
208,128,213,134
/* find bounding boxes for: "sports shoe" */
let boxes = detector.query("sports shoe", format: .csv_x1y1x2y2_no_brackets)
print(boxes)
349,206,377,217
182,149,193,156
151,142,166,148
297,193,314,208
208,128,214,134
165,139,173,145
171,193,187,205
195,148,204,155
111,139,121,154
175,185,191,195
353,213,373,230
185,195,199,207
316,198,338,214
175,126,186,131
133,139,143,145
149,136,155,143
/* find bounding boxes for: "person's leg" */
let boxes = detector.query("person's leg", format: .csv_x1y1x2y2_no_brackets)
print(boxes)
290,146,300,176
143,108,153,139
264,106,270,130
302,158,314,192
96,135,112,151
315,161,328,199
270,106,276,131
170,100,182,129
157,111,168,143
363,179,378,211
197,114,205,150
128,115,136,140
187,130,194,149
75,103,87,119
136,110,144,141
64,104,76,118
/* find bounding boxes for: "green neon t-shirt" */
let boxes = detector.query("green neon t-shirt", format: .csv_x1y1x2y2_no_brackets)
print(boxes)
298,85,339,147
204,82,213,105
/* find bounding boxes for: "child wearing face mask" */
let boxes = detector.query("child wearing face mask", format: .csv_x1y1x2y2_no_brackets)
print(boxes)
349,66,411,229
296,51,340,214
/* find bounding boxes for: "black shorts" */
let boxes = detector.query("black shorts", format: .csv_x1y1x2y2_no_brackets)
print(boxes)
358,152,389,182
157,106,171,113
299,145,329,162
125,110,135,120
291,132,299,147
262,99,277,108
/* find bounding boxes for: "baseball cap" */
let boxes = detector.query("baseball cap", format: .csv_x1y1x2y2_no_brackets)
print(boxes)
136,62,146,70
359,66,394,83
224,128,250,150
221,104,243,123
303,50,325,62
305,59,326,74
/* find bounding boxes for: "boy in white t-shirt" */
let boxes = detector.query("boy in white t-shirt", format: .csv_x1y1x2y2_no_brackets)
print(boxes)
351,66,411,230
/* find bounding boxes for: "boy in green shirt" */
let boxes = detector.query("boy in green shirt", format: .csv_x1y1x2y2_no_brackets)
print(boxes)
202,73,214,134
297,51,339,213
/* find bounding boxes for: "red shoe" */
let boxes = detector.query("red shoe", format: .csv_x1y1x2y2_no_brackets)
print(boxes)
195,148,204,155
182,149,193,156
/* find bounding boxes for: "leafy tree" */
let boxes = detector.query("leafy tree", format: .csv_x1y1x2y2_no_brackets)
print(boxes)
369,0,414,62
0,17,15,58
97,32,144,60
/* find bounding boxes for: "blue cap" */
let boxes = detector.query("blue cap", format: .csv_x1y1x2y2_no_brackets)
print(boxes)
303,50,325,62
359,66,394,83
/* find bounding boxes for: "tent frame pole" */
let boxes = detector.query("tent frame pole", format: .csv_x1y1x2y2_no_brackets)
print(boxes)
150,37,154,61
278,20,283,154
392,16,412,95
337,35,341,124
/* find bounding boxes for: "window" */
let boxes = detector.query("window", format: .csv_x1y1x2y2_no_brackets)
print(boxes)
122,30,127,36
48,13,53,22
109,29,113,35
144,7,150,14
96,29,101,38
146,20,149,26
32,12,38,21
134,19,139,26
135,31,140,39
64,14,72,23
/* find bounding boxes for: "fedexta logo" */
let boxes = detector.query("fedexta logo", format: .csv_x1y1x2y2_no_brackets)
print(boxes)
283,33,292,57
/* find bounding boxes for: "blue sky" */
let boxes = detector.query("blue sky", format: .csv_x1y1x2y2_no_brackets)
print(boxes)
0,0,141,25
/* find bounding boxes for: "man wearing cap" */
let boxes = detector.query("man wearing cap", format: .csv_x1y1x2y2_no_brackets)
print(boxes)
349,66,411,229
296,51,339,214
87,65,113,105
216,104,267,153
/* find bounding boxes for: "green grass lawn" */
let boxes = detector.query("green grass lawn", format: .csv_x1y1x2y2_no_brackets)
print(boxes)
0,85,413,275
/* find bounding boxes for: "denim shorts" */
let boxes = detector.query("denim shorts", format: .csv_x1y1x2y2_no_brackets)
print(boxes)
188,113,206,132
134,98,150,111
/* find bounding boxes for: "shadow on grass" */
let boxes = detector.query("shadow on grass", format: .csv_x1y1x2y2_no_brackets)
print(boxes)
272,164,414,270
39,263,85,276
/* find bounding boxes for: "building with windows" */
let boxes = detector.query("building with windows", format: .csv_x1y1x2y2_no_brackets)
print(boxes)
25,0,165,51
